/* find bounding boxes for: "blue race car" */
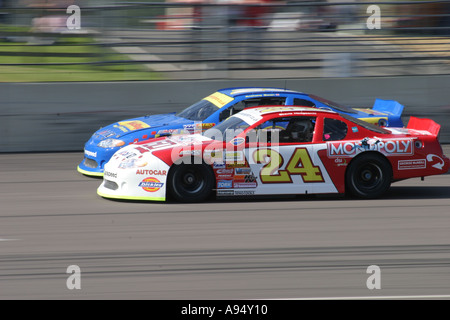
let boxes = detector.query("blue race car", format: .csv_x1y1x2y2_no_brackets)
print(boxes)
77,87,404,176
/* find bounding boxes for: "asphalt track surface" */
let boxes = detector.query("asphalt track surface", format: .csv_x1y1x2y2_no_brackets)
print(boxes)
1,151,450,300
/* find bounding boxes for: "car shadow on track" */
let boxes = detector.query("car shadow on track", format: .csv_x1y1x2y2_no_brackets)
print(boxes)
100,186,450,204
203,185,450,203
381,186,450,200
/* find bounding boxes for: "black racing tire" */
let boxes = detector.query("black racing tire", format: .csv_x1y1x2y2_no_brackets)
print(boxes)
346,153,392,199
167,162,215,203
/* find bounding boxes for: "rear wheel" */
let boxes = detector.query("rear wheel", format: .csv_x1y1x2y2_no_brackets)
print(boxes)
167,163,215,202
346,153,392,199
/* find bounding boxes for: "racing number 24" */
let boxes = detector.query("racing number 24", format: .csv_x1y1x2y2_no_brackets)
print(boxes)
253,148,324,183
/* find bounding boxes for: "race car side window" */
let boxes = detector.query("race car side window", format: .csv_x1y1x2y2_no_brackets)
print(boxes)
219,102,246,122
242,97,287,108
323,118,348,141
219,97,287,122
278,117,315,143
248,116,315,144
293,98,315,107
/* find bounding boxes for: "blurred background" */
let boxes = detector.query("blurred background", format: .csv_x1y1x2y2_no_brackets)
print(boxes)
0,0,449,80
0,0,449,151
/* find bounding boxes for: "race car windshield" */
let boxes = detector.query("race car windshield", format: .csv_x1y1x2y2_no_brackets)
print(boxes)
176,100,218,121
203,116,251,142
308,94,357,114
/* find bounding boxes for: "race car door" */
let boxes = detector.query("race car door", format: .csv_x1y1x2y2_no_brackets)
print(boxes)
243,116,338,196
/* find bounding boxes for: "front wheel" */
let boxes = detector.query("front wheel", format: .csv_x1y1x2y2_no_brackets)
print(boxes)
346,153,392,199
167,163,215,202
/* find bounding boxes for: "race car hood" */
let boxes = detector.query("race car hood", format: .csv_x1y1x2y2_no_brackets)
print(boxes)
108,134,216,169
92,112,190,142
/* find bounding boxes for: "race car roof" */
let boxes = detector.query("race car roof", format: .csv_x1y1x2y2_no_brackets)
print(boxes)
217,88,354,112
234,106,337,125
218,87,304,97
246,105,337,115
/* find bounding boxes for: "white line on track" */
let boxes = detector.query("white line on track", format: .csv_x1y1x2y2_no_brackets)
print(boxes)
275,295,450,300
0,238,20,241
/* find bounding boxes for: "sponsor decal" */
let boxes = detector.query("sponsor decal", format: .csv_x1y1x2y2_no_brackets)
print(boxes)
244,174,257,182
113,124,128,133
398,159,426,170
217,180,233,189
115,150,137,159
104,171,117,179
203,92,234,108
118,120,150,131
234,190,255,196
199,123,215,130
139,177,164,192
234,168,252,175
203,150,225,164
426,154,445,170
136,169,167,176
230,137,245,146
85,150,97,158
135,139,178,154
225,151,244,162
236,112,262,124
334,158,348,167
327,138,413,157
171,135,203,144
156,129,179,137
226,162,248,168
217,190,234,196
183,124,196,131
118,158,147,169
213,162,226,169
233,182,257,188
217,174,233,179
215,168,234,179
234,174,257,182
216,168,233,175
97,130,115,139
179,149,201,156
182,123,211,133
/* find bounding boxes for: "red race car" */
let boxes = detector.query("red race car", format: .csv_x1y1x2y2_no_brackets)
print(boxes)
98,106,449,202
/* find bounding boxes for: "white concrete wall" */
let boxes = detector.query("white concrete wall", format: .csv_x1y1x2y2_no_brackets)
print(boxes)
1,75,449,152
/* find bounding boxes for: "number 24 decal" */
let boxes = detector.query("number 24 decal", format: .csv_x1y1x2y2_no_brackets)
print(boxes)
253,148,324,183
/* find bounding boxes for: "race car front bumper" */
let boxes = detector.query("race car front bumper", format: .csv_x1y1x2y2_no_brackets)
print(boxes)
97,156,170,202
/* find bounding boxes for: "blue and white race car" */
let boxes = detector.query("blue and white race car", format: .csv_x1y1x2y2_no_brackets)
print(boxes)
78,87,404,176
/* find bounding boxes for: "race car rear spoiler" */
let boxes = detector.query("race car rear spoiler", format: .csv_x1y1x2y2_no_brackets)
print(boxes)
406,116,441,136
372,99,404,117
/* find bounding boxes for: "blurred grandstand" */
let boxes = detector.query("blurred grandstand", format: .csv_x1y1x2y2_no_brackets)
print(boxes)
0,0,449,81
